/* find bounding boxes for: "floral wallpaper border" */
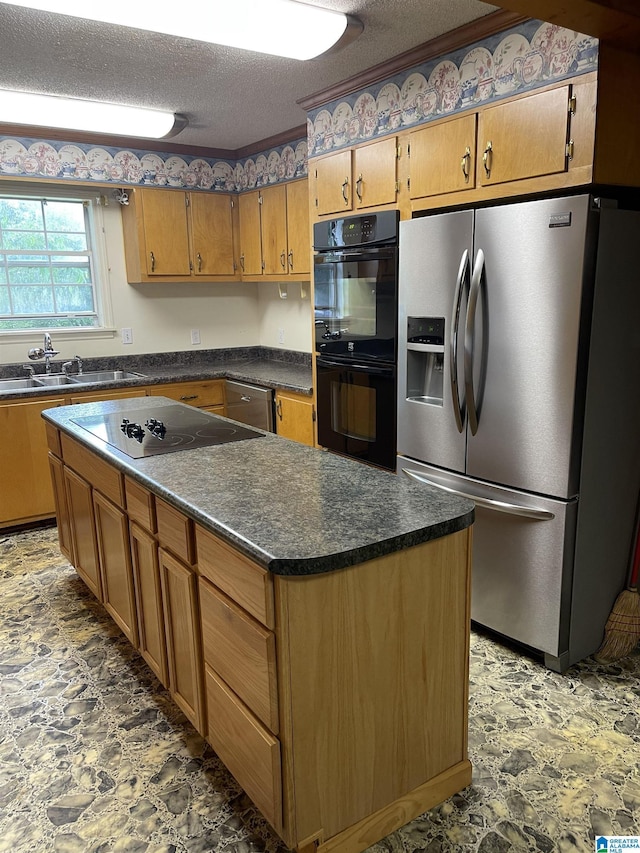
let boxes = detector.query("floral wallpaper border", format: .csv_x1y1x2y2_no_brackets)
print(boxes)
307,20,599,158
0,135,308,192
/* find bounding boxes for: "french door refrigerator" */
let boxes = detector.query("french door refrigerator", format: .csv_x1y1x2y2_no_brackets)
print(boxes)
397,194,640,671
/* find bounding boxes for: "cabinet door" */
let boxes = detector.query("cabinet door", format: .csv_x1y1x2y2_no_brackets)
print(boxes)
260,185,288,276
354,137,398,208
68,388,147,404
190,192,236,277
94,491,138,646
64,467,102,599
140,189,191,276
478,86,570,186
409,114,477,198
48,453,73,563
0,397,63,526
130,522,168,686
275,391,314,446
238,190,263,275
314,150,352,215
285,179,310,275
159,547,203,732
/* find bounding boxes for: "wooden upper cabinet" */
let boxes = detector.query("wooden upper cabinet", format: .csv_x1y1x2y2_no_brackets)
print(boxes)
190,192,235,277
478,85,571,186
285,179,310,275
353,137,398,209
409,114,478,199
238,190,264,275
140,189,191,277
260,184,288,275
314,149,352,216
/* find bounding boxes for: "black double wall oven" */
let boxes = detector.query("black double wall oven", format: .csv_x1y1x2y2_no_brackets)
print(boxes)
314,211,399,471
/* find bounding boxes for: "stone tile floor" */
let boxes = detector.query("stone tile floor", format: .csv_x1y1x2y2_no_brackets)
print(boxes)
1,525,639,853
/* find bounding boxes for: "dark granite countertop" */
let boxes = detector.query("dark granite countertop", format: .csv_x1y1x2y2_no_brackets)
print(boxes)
0,346,312,401
43,396,474,577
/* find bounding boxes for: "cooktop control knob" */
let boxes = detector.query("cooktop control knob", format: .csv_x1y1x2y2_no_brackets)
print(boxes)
120,418,130,433
145,418,166,439
120,419,145,442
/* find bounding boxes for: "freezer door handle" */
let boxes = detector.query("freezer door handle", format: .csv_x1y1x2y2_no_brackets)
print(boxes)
464,248,485,435
401,467,556,520
450,249,470,433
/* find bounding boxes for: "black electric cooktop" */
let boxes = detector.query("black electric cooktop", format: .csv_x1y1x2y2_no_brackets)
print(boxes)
70,404,264,459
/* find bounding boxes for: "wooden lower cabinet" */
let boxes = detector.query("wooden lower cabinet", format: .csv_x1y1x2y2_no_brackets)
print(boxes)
275,390,314,446
63,466,102,599
148,380,225,413
47,437,472,853
159,547,204,732
130,522,168,687
48,452,73,563
93,491,138,646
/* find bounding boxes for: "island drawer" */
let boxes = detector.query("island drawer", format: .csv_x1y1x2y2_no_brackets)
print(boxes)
61,434,124,508
45,422,62,457
125,477,156,533
200,577,278,733
149,379,224,409
156,498,195,565
204,664,282,833
196,526,274,629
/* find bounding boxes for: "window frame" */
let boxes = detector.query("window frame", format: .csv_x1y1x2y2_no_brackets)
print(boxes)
0,182,114,342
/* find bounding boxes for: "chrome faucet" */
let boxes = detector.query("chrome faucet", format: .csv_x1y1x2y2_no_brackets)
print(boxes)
28,332,60,373
62,355,83,376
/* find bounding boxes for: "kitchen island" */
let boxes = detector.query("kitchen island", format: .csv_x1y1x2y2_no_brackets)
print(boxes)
43,396,474,853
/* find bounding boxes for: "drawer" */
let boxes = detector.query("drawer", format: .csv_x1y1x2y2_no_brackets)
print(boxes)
196,526,274,628
61,434,124,508
205,664,282,832
125,476,156,532
200,578,278,733
149,380,224,409
156,498,195,565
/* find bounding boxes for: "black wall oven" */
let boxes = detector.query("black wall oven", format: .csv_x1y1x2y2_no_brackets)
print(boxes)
314,211,399,471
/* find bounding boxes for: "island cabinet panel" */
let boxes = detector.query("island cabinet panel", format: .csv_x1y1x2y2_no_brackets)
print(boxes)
159,547,204,733
205,664,282,833
63,466,102,600
274,531,471,844
196,526,274,629
61,434,125,508
48,452,74,563
200,578,279,733
156,497,196,566
130,522,168,687
93,491,139,647
125,476,156,533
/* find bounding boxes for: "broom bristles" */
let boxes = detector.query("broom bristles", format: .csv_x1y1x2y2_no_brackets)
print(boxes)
594,589,640,662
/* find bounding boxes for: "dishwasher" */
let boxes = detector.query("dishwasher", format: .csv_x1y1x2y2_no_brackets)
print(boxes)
224,380,274,432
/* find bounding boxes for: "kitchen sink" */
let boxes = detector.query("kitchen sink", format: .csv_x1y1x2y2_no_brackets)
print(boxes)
33,374,73,386
0,377,42,390
68,370,145,383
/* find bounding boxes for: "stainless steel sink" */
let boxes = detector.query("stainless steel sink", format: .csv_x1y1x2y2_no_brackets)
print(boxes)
33,374,73,386
68,370,145,384
0,377,42,390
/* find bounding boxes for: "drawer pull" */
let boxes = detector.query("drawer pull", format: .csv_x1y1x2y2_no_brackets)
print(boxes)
180,394,198,401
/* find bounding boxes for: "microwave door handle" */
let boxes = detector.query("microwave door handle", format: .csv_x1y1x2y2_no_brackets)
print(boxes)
400,468,555,520
450,249,469,433
464,248,484,436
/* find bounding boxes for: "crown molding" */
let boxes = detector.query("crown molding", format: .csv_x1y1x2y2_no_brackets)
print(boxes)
297,9,529,112
234,125,308,159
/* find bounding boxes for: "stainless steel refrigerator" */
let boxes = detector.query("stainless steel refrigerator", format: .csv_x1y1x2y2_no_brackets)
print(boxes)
397,194,640,671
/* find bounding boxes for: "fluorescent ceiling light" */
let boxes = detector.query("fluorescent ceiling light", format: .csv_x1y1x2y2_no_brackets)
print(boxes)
0,89,186,138
3,0,362,60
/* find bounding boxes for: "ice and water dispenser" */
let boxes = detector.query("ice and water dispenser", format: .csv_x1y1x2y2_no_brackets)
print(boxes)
405,317,445,406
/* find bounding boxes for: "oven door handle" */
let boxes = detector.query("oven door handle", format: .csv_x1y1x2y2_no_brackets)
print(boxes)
314,247,397,264
316,357,394,376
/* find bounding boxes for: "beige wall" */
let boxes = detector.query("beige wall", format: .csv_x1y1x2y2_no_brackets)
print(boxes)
0,197,312,365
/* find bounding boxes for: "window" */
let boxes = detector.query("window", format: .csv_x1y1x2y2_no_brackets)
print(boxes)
0,191,104,331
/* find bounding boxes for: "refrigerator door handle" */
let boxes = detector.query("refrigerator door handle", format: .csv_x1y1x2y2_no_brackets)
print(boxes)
464,248,485,435
401,467,556,520
450,249,469,433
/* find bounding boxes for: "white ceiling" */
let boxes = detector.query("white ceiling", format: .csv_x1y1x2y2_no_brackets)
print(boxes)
0,0,501,152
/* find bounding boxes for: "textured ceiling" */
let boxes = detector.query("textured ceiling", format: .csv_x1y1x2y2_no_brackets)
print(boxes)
0,0,500,151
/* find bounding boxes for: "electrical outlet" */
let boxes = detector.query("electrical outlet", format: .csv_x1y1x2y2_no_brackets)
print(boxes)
121,327,133,345
190,328,201,345
278,327,285,344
